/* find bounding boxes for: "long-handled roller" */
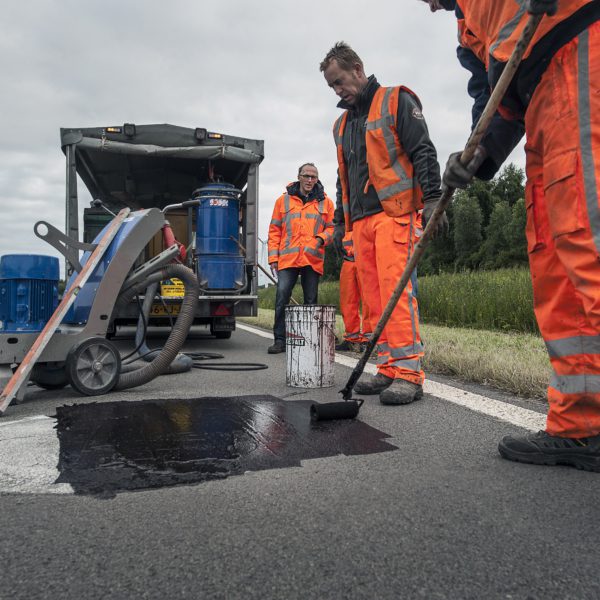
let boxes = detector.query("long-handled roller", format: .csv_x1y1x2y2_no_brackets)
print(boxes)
311,13,543,422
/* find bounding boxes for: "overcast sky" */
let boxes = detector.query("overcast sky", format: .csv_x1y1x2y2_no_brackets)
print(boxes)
1,0,524,275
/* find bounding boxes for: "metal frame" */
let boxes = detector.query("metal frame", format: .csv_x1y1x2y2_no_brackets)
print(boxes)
62,124,263,320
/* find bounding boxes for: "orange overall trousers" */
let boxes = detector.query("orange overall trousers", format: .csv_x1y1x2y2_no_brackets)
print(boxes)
340,258,372,342
525,21,600,437
352,211,424,384
339,232,371,342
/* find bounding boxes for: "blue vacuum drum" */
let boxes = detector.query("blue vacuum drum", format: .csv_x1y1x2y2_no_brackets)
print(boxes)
193,183,245,291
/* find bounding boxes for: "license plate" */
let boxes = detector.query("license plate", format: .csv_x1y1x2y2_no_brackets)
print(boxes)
150,303,181,316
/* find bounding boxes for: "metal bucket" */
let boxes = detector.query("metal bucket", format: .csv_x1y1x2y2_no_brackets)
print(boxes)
285,305,336,388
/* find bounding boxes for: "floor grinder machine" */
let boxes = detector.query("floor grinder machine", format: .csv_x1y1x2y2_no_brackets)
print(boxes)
0,202,200,414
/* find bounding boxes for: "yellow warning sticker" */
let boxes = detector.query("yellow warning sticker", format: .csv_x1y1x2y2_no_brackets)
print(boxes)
160,278,185,298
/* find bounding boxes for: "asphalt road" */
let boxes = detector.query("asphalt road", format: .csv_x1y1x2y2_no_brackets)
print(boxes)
0,325,598,600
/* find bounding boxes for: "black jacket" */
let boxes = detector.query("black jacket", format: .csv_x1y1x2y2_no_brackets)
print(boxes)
334,75,442,228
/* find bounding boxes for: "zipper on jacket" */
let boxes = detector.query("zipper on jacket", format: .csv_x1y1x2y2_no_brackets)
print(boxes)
347,113,366,220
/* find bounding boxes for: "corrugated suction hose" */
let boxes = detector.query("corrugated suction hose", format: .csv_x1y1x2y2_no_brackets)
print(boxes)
130,280,193,374
113,264,199,390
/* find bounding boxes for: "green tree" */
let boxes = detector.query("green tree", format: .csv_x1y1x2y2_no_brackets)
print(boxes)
501,197,528,265
453,192,483,268
480,200,512,268
466,178,498,228
421,201,456,275
342,161,526,276
492,164,525,207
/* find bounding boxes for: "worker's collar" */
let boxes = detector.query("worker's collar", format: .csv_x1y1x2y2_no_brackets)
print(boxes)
337,75,380,113
286,180,325,203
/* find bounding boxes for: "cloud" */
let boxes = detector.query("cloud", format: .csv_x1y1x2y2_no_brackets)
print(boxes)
0,0,525,277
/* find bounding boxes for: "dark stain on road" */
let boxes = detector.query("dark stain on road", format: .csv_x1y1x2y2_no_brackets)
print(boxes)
54,395,397,497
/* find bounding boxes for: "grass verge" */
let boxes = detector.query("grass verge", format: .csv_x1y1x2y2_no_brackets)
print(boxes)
239,308,549,400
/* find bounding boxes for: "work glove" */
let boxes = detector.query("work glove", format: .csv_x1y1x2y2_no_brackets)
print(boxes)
442,145,488,190
333,227,347,258
270,262,278,279
422,196,449,237
315,237,324,250
526,0,558,16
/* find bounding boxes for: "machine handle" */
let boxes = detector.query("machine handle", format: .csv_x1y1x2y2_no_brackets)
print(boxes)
180,199,201,209
34,221,96,274
162,199,201,214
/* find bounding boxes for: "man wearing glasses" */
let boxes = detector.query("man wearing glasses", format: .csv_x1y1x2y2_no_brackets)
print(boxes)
267,163,335,354
321,42,444,404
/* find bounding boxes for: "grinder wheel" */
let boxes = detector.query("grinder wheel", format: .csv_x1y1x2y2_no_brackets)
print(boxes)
66,337,121,396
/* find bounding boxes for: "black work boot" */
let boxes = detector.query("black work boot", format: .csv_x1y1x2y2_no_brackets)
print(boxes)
498,431,600,472
336,339,359,352
335,339,352,352
267,340,285,354
379,380,423,405
354,373,394,395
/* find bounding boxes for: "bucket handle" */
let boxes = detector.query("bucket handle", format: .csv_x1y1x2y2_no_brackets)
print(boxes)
314,315,336,335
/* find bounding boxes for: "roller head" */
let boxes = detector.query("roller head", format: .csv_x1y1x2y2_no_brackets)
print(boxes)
310,400,363,422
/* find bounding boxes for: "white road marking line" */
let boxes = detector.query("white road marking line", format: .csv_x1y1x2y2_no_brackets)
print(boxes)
239,322,546,431
237,322,272,339
0,414,50,427
0,415,73,494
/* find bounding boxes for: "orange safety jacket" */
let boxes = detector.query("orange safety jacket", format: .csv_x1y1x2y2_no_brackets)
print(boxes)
457,0,594,66
334,86,424,232
268,186,334,275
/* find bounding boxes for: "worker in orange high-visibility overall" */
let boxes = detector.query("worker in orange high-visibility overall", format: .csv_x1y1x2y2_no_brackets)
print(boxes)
321,42,445,405
267,162,335,354
421,0,600,471
336,232,372,352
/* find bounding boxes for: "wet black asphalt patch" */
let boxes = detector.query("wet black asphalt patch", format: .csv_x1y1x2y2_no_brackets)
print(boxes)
54,395,397,498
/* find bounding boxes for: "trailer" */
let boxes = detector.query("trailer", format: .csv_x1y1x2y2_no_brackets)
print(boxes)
60,123,264,338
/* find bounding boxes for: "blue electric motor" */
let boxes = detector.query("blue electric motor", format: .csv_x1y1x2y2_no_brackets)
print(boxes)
0,254,59,332
193,183,245,291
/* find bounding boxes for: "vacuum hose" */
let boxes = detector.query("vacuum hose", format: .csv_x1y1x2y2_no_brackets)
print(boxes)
131,280,193,374
113,263,199,390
